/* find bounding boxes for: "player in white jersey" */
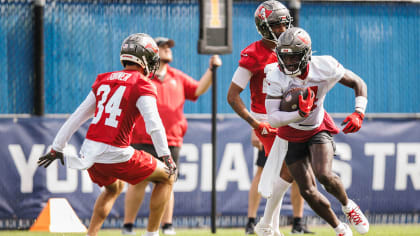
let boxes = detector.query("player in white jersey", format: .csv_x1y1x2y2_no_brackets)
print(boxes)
264,27,369,236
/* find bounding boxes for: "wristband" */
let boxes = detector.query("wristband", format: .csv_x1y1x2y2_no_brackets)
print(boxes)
355,96,367,114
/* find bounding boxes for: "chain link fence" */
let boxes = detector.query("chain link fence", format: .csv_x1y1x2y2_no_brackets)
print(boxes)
0,1,34,114
0,1,419,114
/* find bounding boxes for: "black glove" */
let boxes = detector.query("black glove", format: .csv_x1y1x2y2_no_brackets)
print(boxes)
38,149,64,168
161,155,177,178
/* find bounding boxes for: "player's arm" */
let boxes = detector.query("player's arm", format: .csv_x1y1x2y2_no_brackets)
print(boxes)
38,92,96,167
265,95,304,128
227,67,260,129
195,55,222,97
136,96,176,175
339,69,368,133
339,69,367,100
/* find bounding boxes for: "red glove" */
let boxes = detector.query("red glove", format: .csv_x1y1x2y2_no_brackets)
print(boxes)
298,88,315,117
341,112,364,134
256,122,277,136
37,149,64,168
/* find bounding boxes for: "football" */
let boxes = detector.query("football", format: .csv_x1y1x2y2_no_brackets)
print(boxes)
279,87,308,112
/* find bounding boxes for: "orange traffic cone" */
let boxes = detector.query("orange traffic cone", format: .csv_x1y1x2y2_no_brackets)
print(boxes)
30,198,87,233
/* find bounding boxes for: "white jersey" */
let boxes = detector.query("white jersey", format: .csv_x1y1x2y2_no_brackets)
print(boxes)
266,55,345,130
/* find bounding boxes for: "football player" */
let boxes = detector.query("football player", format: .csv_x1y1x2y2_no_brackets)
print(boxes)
265,27,369,236
227,0,313,235
122,37,222,235
37,33,176,236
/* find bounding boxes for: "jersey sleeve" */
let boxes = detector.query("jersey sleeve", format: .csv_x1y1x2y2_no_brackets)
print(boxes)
137,78,158,98
323,56,346,83
238,47,259,75
91,74,102,94
266,69,287,97
180,72,199,101
52,92,96,152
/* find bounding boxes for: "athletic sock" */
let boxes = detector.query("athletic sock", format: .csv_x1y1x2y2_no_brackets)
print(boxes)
144,230,160,236
293,217,302,227
342,199,356,211
333,222,346,234
260,177,291,226
272,202,281,232
162,223,173,229
123,223,133,230
248,217,256,224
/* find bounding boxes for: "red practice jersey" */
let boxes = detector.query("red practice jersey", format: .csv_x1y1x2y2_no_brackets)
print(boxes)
86,70,157,147
239,40,278,114
131,66,199,147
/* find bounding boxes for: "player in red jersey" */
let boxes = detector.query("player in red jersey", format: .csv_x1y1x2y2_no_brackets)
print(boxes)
122,37,222,235
265,27,369,236
37,33,176,236
227,1,313,235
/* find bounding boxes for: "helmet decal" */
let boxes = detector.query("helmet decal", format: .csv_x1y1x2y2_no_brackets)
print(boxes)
257,6,273,20
297,35,310,45
120,33,160,76
145,43,158,53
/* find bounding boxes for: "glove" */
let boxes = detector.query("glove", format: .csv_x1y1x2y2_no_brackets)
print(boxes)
256,122,277,136
298,88,315,117
341,112,364,134
38,149,64,168
161,155,177,178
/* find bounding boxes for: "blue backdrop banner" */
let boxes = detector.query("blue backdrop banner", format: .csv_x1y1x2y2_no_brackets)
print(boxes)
0,117,419,227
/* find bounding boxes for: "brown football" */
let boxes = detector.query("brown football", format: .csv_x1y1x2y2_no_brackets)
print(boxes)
279,87,308,112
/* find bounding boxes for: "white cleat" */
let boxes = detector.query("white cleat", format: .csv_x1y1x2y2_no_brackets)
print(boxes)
255,222,274,236
274,229,284,236
336,223,353,236
162,226,176,235
342,200,369,234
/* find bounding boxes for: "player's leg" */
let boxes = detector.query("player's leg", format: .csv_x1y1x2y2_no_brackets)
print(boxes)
309,132,348,205
255,162,292,236
287,141,352,236
88,179,125,236
123,144,158,234
122,181,149,234
144,159,175,233
161,146,180,235
246,148,265,234
286,141,341,228
309,132,368,234
290,181,314,234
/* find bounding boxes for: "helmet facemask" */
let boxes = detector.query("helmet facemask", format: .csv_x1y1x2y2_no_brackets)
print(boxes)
277,49,310,76
276,27,312,77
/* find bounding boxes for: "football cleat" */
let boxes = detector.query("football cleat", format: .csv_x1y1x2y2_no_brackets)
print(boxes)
121,227,136,235
291,224,315,234
255,222,274,236
342,200,369,234
274,229,284,236
336,223,352,236
161,224,176,235
245,221,256,234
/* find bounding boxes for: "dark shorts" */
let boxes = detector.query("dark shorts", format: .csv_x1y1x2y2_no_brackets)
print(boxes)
256,148,268,167
284,131,336,165
131,143,181,166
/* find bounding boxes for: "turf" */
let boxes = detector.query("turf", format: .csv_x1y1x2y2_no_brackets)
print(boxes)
1,224,419,235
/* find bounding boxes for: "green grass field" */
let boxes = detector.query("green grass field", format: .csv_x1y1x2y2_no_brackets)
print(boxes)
1,225,419,236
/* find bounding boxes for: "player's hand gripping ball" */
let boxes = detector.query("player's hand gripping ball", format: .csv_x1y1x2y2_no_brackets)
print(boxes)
280,87,309,112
